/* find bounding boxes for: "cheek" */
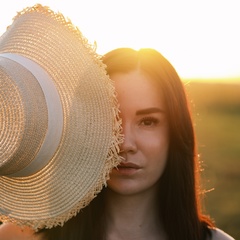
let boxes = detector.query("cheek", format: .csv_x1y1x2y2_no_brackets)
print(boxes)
149,144,168,173
141,133,169,175
140,129,169,155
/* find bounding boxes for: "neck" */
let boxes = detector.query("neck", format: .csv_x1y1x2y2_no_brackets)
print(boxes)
104,187,166,240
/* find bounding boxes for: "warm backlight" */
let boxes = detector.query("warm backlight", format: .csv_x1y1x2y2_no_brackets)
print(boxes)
0,0,240,81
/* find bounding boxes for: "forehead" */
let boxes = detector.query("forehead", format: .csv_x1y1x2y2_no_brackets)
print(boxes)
111,70,165,112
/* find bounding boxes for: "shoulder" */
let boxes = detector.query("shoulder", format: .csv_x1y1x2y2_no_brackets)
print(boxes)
0,223,42,240
209,228,235,240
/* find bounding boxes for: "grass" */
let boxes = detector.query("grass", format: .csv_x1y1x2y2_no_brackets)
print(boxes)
185,81,240,239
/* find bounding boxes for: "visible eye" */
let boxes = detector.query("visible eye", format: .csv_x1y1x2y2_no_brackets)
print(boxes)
140,117,159,127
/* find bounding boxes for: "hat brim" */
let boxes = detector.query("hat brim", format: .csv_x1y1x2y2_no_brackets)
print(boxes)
0,5,122,230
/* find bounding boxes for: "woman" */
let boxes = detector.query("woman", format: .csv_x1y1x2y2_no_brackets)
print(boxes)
0,48,234,240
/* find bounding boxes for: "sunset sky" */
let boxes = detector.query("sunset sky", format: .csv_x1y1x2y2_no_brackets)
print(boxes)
0,0,239,82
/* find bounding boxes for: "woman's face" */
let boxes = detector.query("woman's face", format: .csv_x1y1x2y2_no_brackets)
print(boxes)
108,70,169,196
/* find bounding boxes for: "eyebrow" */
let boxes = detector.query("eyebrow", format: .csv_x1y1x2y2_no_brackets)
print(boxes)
136,107,165,115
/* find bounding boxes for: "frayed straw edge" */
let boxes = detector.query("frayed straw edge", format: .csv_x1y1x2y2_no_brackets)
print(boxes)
0,3,124,230
9,4,100,63
0,75,123,231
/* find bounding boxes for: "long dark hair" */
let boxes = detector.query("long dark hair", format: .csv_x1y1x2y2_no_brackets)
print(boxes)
39,48,214,240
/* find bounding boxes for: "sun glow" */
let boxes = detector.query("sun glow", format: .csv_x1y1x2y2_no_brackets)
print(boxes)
1,0,240,81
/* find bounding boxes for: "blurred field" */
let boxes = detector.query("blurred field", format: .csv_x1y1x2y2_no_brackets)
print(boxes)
185,81,240,239
1,80,239,238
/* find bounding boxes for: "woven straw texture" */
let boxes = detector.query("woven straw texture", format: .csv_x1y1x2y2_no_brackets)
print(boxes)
0,4,122,230
0,57,48,175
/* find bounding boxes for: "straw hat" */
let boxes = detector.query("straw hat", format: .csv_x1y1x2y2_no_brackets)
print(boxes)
0,4,122,230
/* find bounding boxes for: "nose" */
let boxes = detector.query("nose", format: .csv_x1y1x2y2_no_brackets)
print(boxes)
120,122,137,154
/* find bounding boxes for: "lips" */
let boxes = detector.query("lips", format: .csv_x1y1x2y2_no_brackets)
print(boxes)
117,162,140,169
112,162,141,175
